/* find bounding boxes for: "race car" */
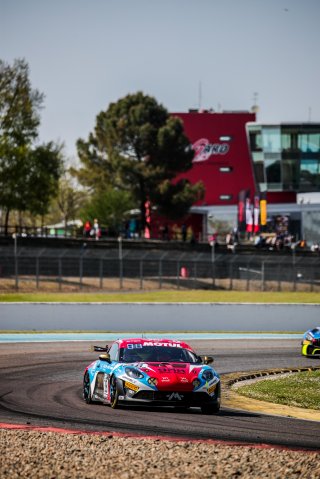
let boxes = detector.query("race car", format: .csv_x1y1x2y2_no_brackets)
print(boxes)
301,327,320,357
83,338,221,414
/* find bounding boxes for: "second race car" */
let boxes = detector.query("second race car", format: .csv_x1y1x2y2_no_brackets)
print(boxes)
301,327,320,357
83,337,221,414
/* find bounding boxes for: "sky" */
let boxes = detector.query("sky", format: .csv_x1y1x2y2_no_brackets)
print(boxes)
1,0,320,163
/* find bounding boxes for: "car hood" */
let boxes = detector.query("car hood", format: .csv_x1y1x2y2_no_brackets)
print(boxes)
135,361,205,391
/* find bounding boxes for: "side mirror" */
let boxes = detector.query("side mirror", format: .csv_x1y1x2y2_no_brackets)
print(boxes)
202,355,214,365
99,353,111,362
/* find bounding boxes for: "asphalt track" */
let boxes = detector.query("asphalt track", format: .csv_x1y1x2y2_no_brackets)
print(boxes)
0,339,319,450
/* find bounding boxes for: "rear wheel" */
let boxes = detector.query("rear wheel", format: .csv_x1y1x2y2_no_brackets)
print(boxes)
110,376,120,409
83,372,92,404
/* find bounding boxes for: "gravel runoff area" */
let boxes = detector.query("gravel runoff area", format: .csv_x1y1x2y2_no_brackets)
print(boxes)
1,428,319,479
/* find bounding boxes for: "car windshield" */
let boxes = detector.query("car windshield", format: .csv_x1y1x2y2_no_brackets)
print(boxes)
119,346,201,364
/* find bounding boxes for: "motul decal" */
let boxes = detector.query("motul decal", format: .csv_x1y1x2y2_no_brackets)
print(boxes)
142,342,182,348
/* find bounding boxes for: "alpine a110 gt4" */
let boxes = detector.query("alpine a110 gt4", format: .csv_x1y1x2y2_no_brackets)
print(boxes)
301,327,320,357
83,338,221,414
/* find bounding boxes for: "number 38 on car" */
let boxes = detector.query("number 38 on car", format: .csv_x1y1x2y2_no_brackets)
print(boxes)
83,338,221,414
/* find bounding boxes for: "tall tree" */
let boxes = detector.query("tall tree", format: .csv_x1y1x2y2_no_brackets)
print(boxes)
0,59,62,232
75,92,204,235
27,142,63,220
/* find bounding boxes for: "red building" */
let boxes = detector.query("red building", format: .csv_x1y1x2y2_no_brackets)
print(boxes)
173,110,256,206
152,111,320,242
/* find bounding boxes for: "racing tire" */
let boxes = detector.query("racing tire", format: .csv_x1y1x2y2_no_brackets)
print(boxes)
83,372,93,404
201,402,220,415
110,375,120,409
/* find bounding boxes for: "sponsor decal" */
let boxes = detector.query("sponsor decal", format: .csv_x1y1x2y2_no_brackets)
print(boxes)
180,378,189,383
159,368,186,374
124,381,139,392
166,392,184,401
208,383,217,395
161,377,170,382
142,342,182,348
192,138,229,162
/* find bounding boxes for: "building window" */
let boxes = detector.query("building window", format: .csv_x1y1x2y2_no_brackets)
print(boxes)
249,129,263,152
265,159,281,184
219,166,233,172
219,194,232,200
298,134,320,153
300,159,320,190
262,126,281,153
253,162,265,183
282,159,299,190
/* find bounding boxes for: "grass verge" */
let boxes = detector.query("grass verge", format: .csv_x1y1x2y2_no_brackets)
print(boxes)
0,291,320,303
236,370,320,410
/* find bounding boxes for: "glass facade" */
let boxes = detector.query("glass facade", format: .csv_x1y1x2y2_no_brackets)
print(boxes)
247,124,320,193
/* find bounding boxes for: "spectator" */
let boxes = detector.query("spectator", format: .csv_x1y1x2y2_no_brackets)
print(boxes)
93,218,101,241
83,220,91,238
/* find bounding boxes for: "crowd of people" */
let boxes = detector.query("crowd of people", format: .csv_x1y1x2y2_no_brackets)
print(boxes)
83,219,101,240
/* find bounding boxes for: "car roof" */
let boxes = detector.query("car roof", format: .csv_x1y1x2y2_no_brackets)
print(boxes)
116,338,194,351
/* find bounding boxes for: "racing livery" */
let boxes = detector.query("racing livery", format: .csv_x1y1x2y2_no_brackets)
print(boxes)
83,338,221,414
301,327,320,357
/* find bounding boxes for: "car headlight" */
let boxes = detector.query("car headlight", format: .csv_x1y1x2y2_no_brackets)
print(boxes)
202,369,214,381
125,367,144,379
192,378,201,388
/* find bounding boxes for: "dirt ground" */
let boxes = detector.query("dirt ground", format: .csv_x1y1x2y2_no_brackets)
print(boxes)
0,275,318,293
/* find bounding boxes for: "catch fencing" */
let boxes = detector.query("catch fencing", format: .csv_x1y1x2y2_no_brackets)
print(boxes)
1,246,320,292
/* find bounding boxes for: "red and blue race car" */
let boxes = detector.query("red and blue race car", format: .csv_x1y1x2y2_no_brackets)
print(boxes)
83,338,221,414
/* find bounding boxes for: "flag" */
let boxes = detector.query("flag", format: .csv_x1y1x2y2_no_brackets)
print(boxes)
238,189,248,232
260,192,267,227
245,197,253,234
253,194,260,233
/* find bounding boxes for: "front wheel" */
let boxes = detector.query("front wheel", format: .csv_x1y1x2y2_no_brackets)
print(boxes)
83,371,93,404
201,402,220,415
110,376,120,409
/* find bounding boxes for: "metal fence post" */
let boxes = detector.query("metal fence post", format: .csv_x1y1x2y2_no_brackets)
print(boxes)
246,261,250,291
229,261,233,290
99,258,103,289
79,256,83,289
13,233,19,290
193,261,197,289
261,261,265,291
118,236,123,289
140,260,143,290
36,256,39,289
158,252,167,289
58,258,62,291
159,259,162,289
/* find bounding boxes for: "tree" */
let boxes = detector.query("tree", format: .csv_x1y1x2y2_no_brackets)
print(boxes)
75,92,204,235
27,142,63,220
80,187,135,236
55,173,85,234
0,58,63,232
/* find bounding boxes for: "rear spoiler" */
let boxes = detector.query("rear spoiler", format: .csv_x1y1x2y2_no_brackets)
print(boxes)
91,345,109,352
